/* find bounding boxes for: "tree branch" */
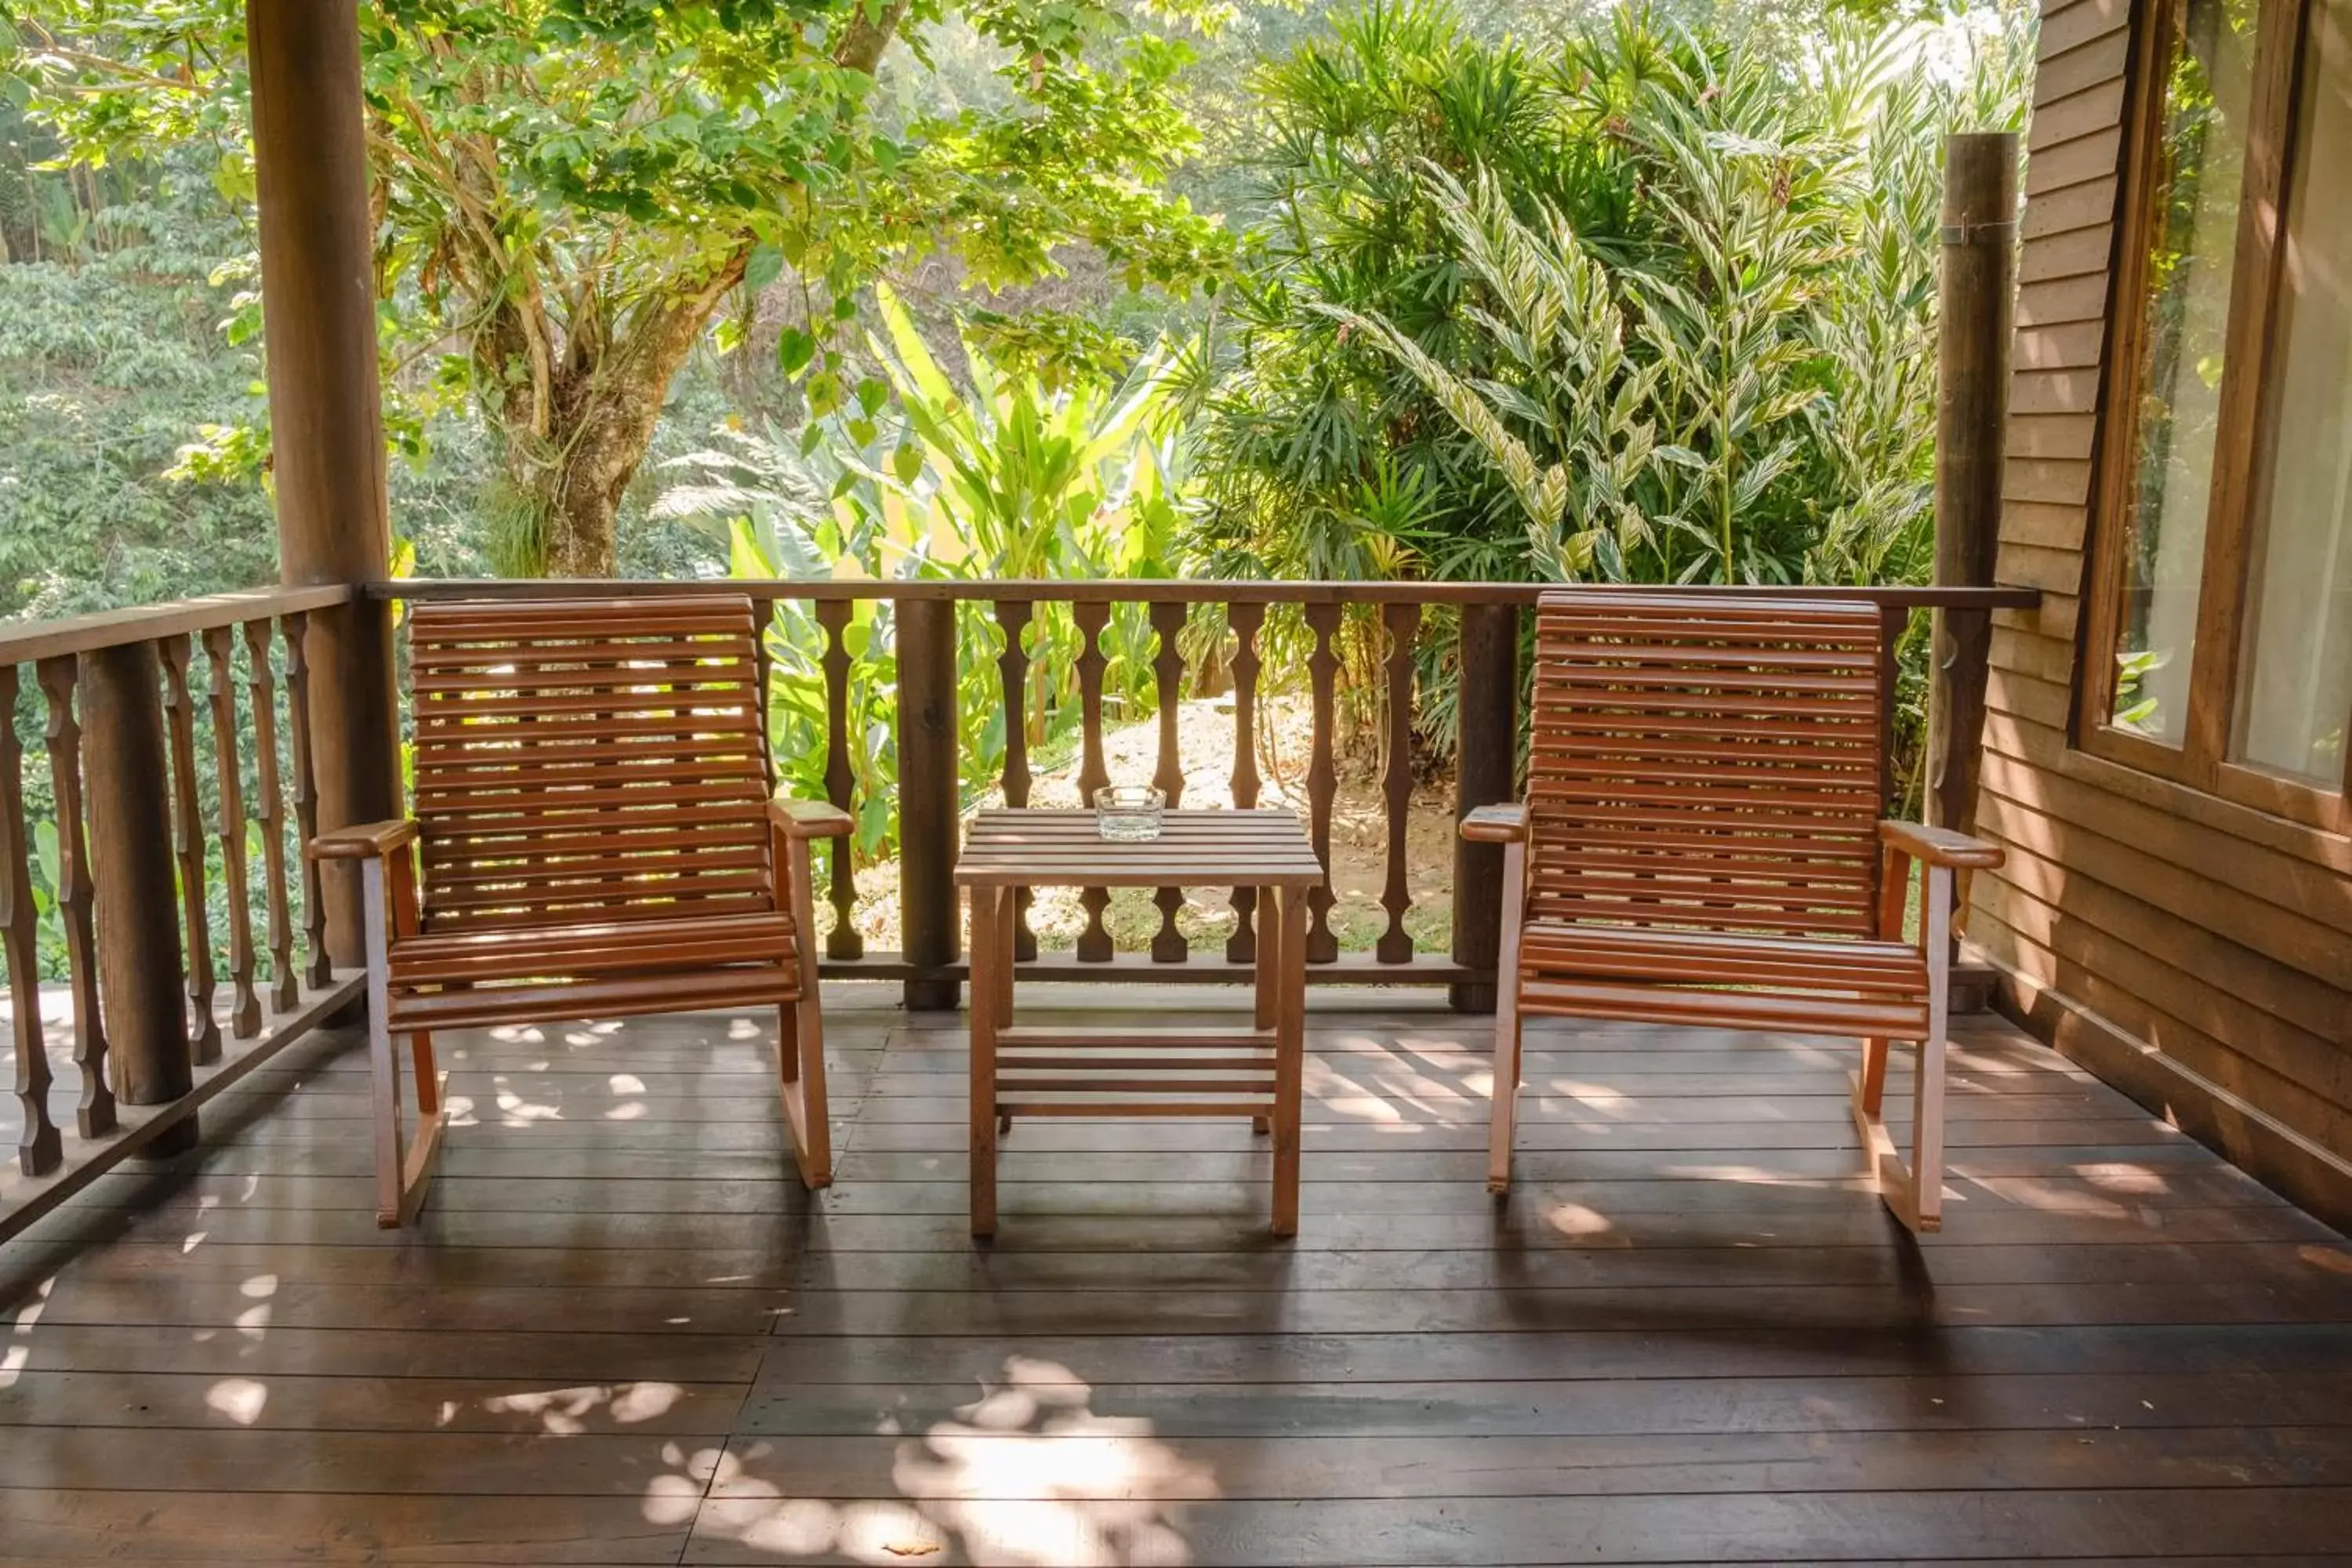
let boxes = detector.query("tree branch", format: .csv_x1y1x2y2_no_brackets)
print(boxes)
832,0,911,74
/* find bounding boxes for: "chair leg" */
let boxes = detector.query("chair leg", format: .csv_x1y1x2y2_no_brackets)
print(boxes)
411,1033,439,1118
1854,842,1904,1124
775,998,833,1189
1907,866,1953,1232
1486,839,1526,1196
1854,1036,1888,1120
363,860,441,1229
1855,866,1951,1235
777,833,833,1189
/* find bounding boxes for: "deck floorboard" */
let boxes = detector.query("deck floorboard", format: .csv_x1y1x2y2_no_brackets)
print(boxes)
3,990,2349,1564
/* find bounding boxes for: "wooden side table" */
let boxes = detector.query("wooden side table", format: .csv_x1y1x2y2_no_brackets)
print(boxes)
954,808,1326,1236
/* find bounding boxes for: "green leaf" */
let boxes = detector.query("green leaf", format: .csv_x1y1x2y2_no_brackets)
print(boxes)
777,327,816,378
743,244,786,292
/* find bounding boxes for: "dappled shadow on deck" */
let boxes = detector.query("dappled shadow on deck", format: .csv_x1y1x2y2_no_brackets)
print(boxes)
3,989,2351,1564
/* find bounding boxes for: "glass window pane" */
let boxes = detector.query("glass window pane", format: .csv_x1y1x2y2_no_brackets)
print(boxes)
2107,0,2259,743
2233,0,2352,786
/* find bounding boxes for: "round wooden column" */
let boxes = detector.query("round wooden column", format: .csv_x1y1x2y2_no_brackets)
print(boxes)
80,644,198,1155
247,0,401,970
1928,131,2018,848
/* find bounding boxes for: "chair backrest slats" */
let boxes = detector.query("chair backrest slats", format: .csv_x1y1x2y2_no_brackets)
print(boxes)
405,596,774,932
1529,592,1885,939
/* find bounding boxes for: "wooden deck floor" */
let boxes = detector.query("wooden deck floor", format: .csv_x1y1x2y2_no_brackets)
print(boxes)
3,988,2351,1565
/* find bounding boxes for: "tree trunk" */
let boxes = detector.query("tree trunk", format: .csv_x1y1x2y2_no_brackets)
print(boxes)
537,389,657,578
491,253,746,577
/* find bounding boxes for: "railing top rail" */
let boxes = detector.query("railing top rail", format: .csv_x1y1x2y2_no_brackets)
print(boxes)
0,583,355,667
376,579,2041,610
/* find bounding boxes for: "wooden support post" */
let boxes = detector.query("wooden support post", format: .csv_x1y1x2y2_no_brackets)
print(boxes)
247,1,400,970
896,597,960,1011
1450,603,1519,1012
1928,130,2016,942
79,643,197,1156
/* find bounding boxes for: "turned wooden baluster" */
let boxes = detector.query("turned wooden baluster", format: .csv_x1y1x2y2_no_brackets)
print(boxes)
813,600,862,961
158,636,222,1065
1303,601,1342,964
272,615,328,989
203,626,262,1037
2,666,61,1175
749,597,779,793
994,600,1039,963
244,619,298,1012
1149,601,1189,963
1225,602,1265,964
1073,599,1113,962
34,657,113,1138
1377,603,1421,964
1878,605,1908,824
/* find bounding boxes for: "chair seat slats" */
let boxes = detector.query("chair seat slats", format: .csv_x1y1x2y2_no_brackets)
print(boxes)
1519,922,1926,988
1517,980,1928,1036
387,967,798,1033
390,910,797,985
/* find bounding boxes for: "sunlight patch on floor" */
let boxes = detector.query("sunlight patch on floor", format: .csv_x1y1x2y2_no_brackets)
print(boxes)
481,1381,689,1436
205,1376,268,1425
688,1358,1208,1565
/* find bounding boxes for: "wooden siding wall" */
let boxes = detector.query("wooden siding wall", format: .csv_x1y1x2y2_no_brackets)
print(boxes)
1975,0,2352,1227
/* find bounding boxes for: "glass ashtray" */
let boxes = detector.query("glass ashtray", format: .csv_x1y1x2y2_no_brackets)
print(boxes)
1094,785,1166,842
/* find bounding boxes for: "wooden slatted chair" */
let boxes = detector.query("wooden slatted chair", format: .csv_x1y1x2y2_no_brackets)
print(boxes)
1464,591,2003,1232
310,594,848,1227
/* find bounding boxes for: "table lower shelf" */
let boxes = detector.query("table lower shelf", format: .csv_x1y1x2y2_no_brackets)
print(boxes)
993,1025,1282,1114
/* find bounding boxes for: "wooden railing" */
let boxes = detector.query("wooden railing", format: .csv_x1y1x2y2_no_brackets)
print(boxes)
0,586,365,1243
0,574,2036,1237
383,580,2041,1011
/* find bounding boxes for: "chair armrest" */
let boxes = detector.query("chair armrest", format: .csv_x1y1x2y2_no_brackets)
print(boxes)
1460,804,1529,844
770,796,854,840
309,819,419,861
1878,820,2005,869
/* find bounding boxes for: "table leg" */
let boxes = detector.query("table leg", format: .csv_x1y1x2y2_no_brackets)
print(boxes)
1272,885,1308,1237
1251,877,1279,1134
998,883,1017,1136
968,886,1001,1238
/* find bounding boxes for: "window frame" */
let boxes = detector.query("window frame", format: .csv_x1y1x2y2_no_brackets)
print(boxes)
2083,0,2352,831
